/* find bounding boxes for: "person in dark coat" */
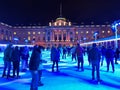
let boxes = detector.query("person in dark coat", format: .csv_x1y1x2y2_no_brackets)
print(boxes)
12,46,21,78
75,43,84,71
51,44,60,72
115,48,120,64
29,45,42,90
105,46,115,73
2,43,13,78
101,46,106,66
71,46,77,61
89,43,101,83
21,46,29,72
87,46,92,66
62,45,67,59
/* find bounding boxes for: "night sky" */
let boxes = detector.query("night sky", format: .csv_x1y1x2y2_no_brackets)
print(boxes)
0,0,120,26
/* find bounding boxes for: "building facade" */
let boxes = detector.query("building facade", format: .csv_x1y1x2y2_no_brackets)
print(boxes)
0,17,120,48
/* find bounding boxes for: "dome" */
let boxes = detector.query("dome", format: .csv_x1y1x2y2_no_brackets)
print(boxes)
56,17,66,21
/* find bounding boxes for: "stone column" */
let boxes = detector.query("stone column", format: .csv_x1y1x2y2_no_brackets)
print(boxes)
62,31,63,41
57,34,59,41
53,31,54,41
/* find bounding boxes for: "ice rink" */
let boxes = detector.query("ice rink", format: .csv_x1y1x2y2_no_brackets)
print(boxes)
0,50,120,90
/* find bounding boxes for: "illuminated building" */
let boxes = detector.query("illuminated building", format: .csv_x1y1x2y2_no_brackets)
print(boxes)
1,18,120,48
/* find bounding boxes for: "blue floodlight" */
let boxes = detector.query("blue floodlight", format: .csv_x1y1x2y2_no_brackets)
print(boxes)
111,19,120,48
93,31,99,36
13,37,19,41
111,24,116,32
111,20,120,32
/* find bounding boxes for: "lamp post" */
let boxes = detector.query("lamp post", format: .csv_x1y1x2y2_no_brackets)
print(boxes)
115,25,118,49
13,37,19,44
111,20,120,49
93,31,99,41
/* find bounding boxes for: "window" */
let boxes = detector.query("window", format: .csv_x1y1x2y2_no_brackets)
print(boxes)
6,31,8,35
102,31,105,33
48,36,50,41
68,22,71,26
108,30,110,33
55,35,57,41
76,31,78,34
86,31,89,34
6,36,8,40
28,32,31,34
28,36,31,40
70,32,73,35
81,31,83,34
33,32,35,35
43,37,45,41
59,35,61,41
54,22,57,26
59,22,62,26
38,32,40,34
1,30,4,34
64,22,66,26
33,36,35,40
48,32,50,35
9,36,12,40
14,32,16,35
70,37,73,42
49,22,52,26
63,37,66,41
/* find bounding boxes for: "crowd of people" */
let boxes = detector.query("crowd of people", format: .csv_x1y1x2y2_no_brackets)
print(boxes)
1,43,120,90
2,44,30,79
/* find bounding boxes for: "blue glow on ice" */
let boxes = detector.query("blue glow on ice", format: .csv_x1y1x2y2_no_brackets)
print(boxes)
0,49,120,90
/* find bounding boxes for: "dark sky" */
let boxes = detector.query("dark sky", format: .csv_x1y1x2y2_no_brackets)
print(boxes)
0,0,120,26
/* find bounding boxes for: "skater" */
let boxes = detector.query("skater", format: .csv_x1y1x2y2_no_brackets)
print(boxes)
75,43,84,71
51,44,60,72
2,44,13,78
89,43,101,83
29,45,43,90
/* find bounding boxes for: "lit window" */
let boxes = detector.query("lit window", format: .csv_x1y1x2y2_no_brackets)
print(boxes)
1,35,3,40
108,30,110,33
102,31,105,33
33,32,35,34
33,36,35,40
14,32,16,35
54,22,57,26
86,31,89,34
91,31,94,33
76,31,78,34
49,22,52,26
28,36,31,40
28,32,31,34
69,22,71,26
64,22,66,26
6,36,8,40
59,22,62,26
38,32,40,34
9,36,11,40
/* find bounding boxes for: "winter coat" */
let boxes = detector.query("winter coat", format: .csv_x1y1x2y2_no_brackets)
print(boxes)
21,46,29,60
11,46,20,62
29,46,41,70
3,45,13,61
89,47,101,63
75,46,84,57
106,48,115,58
51,47,60,61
